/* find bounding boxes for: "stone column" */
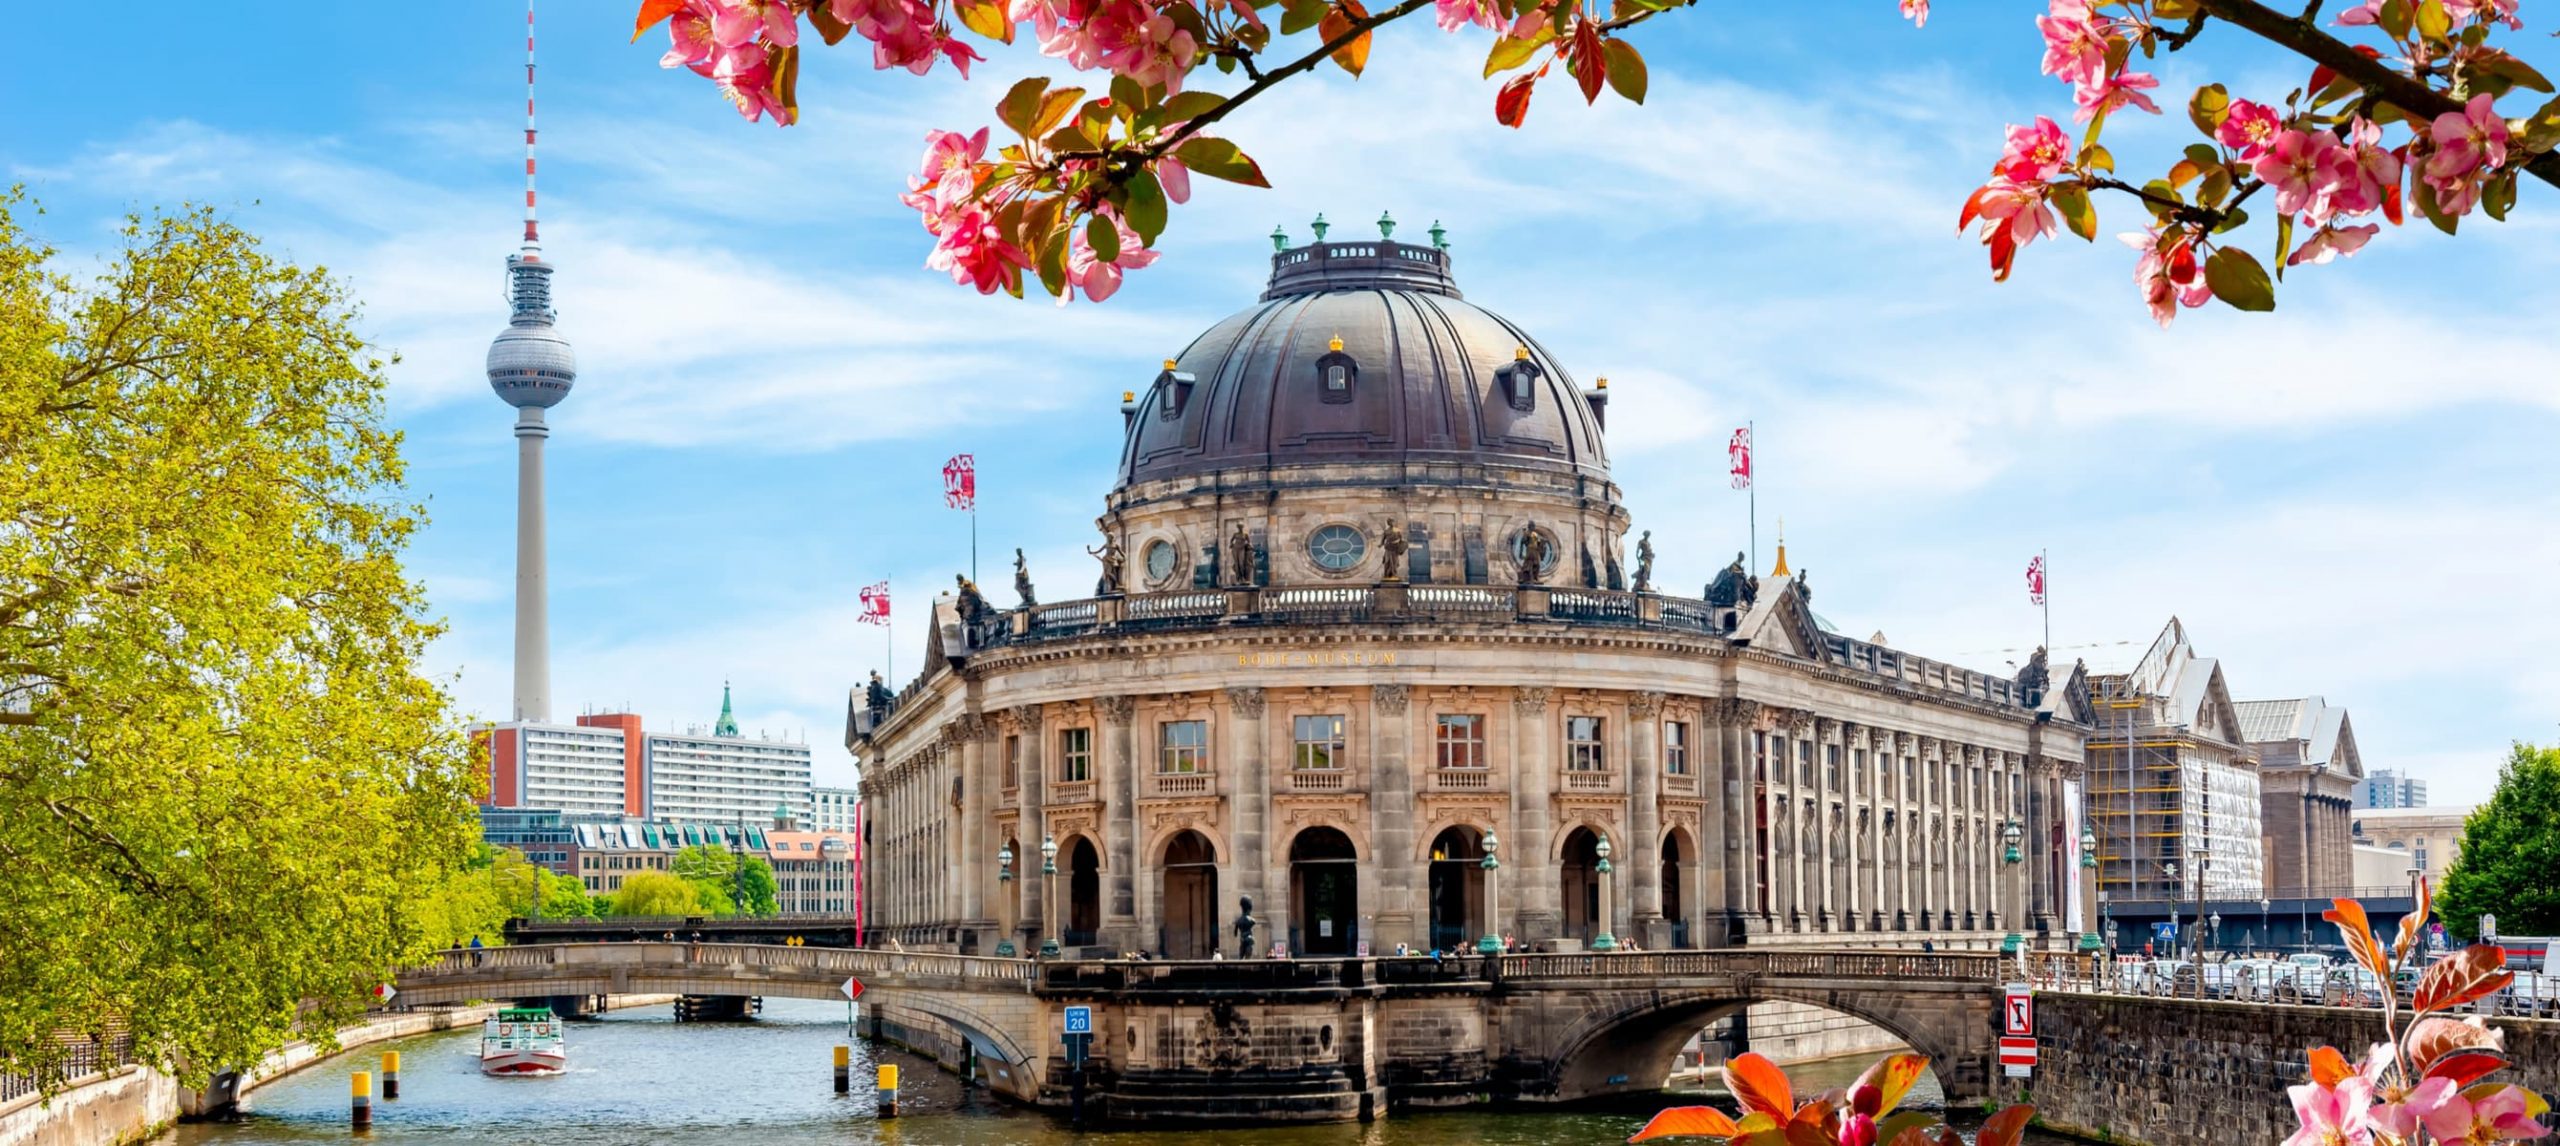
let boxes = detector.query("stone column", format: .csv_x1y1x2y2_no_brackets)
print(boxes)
1100,695,1139,951
1814,718,1837,932
1960,746,1980,930
1713,698,1757,944
2028,756,2061,934
1225,686,1270,951
1370,683,1420,950
1788,711,1813,932
1511,687,1559,942
1864,730,1884,930
959,716,989,935
1628,691,1665,947
1017,705,1048,950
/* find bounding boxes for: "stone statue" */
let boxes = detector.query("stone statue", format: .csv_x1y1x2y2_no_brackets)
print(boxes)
1013,547,1037,608
1516,524,1550,587
2017,646,2051,702
954,573,988,623
1633,530,1655,593
1379,520,1408,582
1086,520,1125,596
1234,895,1259,958
866,669,893,715
1225,522,1257,589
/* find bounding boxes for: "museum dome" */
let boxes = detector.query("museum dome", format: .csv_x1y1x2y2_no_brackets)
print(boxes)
1115,232,1610,490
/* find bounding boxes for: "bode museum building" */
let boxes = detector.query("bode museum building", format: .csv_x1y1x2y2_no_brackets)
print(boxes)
850,231,2101,960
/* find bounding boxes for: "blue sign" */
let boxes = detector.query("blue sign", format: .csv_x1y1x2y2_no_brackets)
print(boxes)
1063,1005,1092,1035
2152,922,2179,945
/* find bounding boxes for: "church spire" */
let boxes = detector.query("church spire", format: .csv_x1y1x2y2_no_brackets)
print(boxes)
1770,519,1792,578
715,681,739,738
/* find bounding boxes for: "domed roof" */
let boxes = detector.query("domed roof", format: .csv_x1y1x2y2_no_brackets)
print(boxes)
1116,239,1608,489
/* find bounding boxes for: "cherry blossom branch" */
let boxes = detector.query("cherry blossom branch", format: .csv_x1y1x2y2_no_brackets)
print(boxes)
1152,0,1436,157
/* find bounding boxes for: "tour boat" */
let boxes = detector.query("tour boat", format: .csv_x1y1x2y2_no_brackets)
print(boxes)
479,1007,567,1076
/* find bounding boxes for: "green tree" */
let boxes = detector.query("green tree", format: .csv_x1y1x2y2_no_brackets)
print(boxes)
2438,742,2560,940
667,843,778,918
0,194,480,1087
734,853,780,919
607,871,701,918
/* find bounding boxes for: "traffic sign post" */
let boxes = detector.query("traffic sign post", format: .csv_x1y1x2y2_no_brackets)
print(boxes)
842,976,864,1038
1063,1005,1092,1034
2001,983,2035,1078
1060,1008,1096,1131
1999,1037,2038,1077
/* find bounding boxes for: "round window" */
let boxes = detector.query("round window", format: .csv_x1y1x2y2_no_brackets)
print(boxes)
1511,527,1560,579
1306,524,1366,572
1143,540,1177,583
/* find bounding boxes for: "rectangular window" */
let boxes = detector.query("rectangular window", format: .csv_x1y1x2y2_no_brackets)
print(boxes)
1754,731,1769,782
1436,714,1486,769
1854,748,1868,795
1664,722,1689,775
1003,734,1020,789
1826,744,1841,789
1567,716,1607,772
1294,714,1347,770
1158,720,1208,774
1058,727,1092,783
1798,741,1814,788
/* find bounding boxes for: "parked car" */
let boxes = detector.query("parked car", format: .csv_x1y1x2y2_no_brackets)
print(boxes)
2322,966,2388,1008
2496,970,2558,1017
2227,958,2285,1001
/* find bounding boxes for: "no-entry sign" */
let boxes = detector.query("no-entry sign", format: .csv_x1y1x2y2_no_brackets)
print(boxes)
1999,1036,2038,1075
2003,983,2034,1037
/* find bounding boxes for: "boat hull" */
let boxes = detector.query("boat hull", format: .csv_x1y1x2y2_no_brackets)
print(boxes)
479,1049,567,1076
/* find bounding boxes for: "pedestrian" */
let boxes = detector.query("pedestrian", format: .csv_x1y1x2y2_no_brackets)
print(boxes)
468,934,485,967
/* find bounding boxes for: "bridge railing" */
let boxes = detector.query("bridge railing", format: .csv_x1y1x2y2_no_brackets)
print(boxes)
1495,949,2057,983
407,943,1034,989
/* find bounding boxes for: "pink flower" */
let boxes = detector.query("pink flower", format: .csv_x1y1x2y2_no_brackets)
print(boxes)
2334,0,2383,21
2420,1082,2551,1143
2428,93,2512,181
2216,100,2282,159
924,205,1032,295
2288,222,2379,266
1063,212,1160,304
2252,128,2353,223
1900,0,1929,28
1960,176,2058,281
2122,226,2210,328
1840,1112,1880,1146
660,0,722,75
2327,117,2402,218
2282,1078,2376,1146
1999,116,2074,182
1437,0,1502,31
2444,0,2524,28
2370,1077,2457,1142
2037,0,2112,88
711,0,799,49
712,45,794,124
1156,158,1193,204
2074,70,2160,122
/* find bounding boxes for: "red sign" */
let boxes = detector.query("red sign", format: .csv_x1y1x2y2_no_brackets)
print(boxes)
1998,1036,2038,1067
2003,983,2034,1037
840,976,864,1002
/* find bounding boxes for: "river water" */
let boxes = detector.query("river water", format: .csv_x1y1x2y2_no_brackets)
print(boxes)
164,999,2077,1145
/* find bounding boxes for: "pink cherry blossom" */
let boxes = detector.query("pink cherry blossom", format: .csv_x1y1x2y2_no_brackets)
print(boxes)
2428,93,2513,180
2420,1082,2552,1143
2073,70,2160,122
2290,223,2380,267
2037,0,2111,88
2216,100,2282,159
2281,1078,2375,1146
1063,212,1161,304
660,0,722,75
2252,128,2352,223
1437,0,1502,32
1999,116,2074,182
2370,1076,2456,1142
1156,158,1193,205
1961,176,2057,281
925,205,1032,294
711,0,799,49
1086,0,1200,91
2444,0,2524,28
712,45,794,124
1900,0,1929,28
2334,0,2384,22
2328,117,2403,218
2122,226,2211,328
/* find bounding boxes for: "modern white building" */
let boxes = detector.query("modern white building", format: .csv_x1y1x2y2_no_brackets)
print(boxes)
2356,767,2430,809
642,685,815,826
475,718,638,818
813,785,861,833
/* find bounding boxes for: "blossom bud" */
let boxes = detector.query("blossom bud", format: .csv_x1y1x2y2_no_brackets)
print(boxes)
1840,1112,1879,1146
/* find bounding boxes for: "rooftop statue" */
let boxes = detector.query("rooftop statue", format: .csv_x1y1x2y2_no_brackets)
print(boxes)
1014,548,1037,608
1087,520,1124,596
1379,520,1407,583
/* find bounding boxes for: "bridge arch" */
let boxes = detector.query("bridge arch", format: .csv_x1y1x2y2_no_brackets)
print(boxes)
1508,982,1986,1106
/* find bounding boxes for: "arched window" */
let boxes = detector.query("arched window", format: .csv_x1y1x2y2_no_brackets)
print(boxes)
1315,335,1358,405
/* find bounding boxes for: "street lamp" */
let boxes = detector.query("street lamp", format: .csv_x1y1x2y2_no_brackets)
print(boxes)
2001,819,2024,865
1478,828,1504,956
2079,822,2098,868
2258,897,2270,955
1591,833,1617,951
1038,834,1061,959
995,843,1017,957
2208,911,2222,953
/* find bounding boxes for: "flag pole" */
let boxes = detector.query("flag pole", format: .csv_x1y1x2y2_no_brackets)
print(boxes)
1748,419,1758,576
2041,548,2052,652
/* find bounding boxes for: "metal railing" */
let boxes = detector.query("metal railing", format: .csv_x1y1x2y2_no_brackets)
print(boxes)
0,1029,135,1107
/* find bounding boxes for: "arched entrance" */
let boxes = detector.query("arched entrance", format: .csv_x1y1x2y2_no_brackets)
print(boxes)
1662,827,1692,948
1561,827,1602,944
1066,837,1101,947
1289,827,1358,956
1427,826,1486,953
1159,831,1218,959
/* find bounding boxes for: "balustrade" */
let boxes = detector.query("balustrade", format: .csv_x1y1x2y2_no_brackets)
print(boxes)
1151,771,1213,797
1287,769,1350,791
1431,768,1495,791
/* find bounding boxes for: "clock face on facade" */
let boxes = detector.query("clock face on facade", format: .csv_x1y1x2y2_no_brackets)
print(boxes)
1306,524,1366,572
1144,539,1177,583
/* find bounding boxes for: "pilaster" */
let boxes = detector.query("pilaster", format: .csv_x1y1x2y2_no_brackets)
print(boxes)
1511,686,1559,941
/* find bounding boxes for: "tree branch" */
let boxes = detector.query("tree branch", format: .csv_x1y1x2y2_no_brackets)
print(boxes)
2192,0,2560,187
1152,0,1436,157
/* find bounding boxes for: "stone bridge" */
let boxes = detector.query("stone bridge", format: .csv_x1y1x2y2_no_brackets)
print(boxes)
396,944,2056,1123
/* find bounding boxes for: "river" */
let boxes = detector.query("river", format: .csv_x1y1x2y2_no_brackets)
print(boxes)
164,999,2078,1145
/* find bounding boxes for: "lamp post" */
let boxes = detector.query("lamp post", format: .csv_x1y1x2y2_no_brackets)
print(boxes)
2076,822,2101,950
1478,828,1504,956
2208,911,2222,954
2258,896,2270,955
1038,834,1060,959
995,843,1017,957
2000,818,2024,954
1591,833,1617,951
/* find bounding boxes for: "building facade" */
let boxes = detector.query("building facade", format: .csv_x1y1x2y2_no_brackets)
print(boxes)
767,829,858,914
2356,768,2430,809
813,785,861,833
476,717,642,818
2350,806,2472,885
848,235,2099,958
2235,696,2362,894
477,690,814,827
2085,618,2265,902
478,805,580,875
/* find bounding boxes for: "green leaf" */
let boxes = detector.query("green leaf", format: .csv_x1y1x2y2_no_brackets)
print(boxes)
1110,75,1145,117
2412,176,2460,234
2189,83,2231,137
998,77,1051,138
954,0,1013,44
1280,0,1328,35
2379,0,2413,37
1172,137,1272,187
1483,31,1549,78
2521,94,2560,155
2203,246,2276,311
1124,168,1169,244
2416,0,2451,41
2051,183,2097,241
2274,211,2294,279
1034,87,1089,138
2213,206,2250,233
1045,121,1099,154
2483,171,2517,221
1086,213,1121,263
1156,90,1228,126
1603,38,1647,104
2198,166,2233,207
1036,227,1070,296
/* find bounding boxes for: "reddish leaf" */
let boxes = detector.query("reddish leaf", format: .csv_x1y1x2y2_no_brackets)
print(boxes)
2307,1045,2355,1088
1875,1110,1940,1144
1317,0,1372,77
1783,1122,1838,1146
1722,1053,1796,1120
2425,1048,2510,1088
1978,1105,2037,1146
1495,73,1537,128
2326,898,2391,978
1570,20,1607,104
2394,876,2433,963
2414,945,2512,1014
1789,1096,1834,1127
632,0,689,41
1849,1054,1929,1117
1628,1105,1740,1142
2409,1015,2506,1073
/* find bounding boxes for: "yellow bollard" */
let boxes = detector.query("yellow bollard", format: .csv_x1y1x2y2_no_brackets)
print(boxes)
381,1051,400,1100
351,1070,372,1128
833,1044,851,1094
875,1062,900,1118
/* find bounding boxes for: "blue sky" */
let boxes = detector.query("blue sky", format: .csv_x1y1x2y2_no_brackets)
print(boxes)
7,2,2556,798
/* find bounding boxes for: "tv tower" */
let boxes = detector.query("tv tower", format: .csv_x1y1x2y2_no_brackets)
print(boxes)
486,0,575,723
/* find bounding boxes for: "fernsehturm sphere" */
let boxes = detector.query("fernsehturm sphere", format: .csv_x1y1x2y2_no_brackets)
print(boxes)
486,0,573,723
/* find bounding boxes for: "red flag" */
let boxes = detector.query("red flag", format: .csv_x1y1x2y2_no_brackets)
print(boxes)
2026,554,2047,606
943,453,976,510
1728,428,1752,489
857,581,890,626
